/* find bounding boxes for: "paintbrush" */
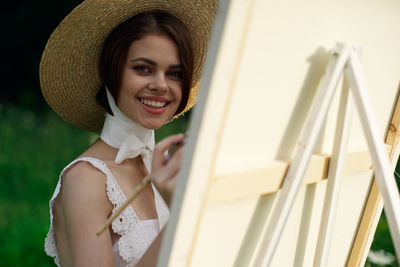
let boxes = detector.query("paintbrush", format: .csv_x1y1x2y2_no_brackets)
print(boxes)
97,138,185,236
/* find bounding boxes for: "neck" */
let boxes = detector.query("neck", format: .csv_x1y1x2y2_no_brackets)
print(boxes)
100,112,153,149
99,88,154,150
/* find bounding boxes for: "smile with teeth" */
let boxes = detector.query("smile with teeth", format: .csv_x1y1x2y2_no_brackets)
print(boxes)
139,98,168,108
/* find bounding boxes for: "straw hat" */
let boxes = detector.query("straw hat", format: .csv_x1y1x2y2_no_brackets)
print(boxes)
40,0,217,132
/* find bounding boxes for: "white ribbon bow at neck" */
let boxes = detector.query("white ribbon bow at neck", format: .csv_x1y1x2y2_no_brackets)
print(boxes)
100,88,155,173
115,135,152,169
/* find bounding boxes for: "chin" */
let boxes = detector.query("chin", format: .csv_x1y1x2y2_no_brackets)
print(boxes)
139,119,167,130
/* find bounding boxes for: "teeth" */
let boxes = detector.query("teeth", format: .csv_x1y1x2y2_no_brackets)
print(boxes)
140,99,167,108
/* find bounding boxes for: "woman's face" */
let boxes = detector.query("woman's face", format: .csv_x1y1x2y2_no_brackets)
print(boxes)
117,34,183,129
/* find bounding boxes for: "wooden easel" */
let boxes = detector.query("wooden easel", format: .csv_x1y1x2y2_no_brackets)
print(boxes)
253,43,400,266
156,1,400,265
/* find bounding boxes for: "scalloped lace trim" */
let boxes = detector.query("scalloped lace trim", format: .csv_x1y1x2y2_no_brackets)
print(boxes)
44,227,61,266
44,157,166,266
99,159,149,263
44,177,62,266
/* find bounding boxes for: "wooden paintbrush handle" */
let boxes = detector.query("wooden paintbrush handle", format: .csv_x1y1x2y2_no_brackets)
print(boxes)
97,175,152,236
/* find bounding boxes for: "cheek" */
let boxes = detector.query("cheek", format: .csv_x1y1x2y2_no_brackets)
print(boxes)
121,68,145,86
121,74,135,90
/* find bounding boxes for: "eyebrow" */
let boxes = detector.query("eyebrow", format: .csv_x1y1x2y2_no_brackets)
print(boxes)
131,57,182,69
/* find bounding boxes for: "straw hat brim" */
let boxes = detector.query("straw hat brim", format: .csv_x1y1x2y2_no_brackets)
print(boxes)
40,0,217,132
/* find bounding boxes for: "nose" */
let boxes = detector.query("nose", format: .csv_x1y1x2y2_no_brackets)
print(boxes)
149,73,168,92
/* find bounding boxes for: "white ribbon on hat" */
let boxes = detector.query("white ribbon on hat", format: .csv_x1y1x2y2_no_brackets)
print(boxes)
100,88,155,173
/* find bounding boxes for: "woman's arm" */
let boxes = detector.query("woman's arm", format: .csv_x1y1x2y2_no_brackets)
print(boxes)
56,162,115,267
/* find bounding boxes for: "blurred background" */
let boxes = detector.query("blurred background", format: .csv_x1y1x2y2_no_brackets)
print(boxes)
0,1,397,266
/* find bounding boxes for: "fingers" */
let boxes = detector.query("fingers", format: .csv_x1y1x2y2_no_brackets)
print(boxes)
165,145,183,169
154,145,184,181
151,133,185,205
152,133,185,167
155,133,185,156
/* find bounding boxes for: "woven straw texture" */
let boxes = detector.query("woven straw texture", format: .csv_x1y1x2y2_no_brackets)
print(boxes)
40,0,217,132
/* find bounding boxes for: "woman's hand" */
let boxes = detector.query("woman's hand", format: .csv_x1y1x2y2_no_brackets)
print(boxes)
151,133,185,206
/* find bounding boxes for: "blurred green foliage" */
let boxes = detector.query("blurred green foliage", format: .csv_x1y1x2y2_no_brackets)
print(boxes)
0,104,95,266
368,170,400,266
368,212,398,266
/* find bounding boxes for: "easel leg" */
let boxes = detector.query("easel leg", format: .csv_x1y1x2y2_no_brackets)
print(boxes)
313,78,353,267
252,44,351,267
345,50,400,260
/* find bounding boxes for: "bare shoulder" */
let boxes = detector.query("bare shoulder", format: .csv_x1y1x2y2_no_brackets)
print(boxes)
59,160,112,215
62,160,107,189
54,160,115,265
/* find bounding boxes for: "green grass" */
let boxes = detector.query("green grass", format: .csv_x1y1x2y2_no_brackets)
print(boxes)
0,103,397,266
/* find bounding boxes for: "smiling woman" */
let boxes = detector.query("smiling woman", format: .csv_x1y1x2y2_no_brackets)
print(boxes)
39,1,217,266
116,34,183,130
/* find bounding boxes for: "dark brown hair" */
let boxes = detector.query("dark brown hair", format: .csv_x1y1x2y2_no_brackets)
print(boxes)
97,11,194,116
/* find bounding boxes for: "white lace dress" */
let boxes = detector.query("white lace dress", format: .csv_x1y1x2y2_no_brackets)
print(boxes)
44,157,170,266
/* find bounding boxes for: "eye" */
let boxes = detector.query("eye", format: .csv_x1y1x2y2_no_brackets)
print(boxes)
167,70,183,80
133,65,151,73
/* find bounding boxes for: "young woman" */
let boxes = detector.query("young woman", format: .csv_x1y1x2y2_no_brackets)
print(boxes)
40,1,216,266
